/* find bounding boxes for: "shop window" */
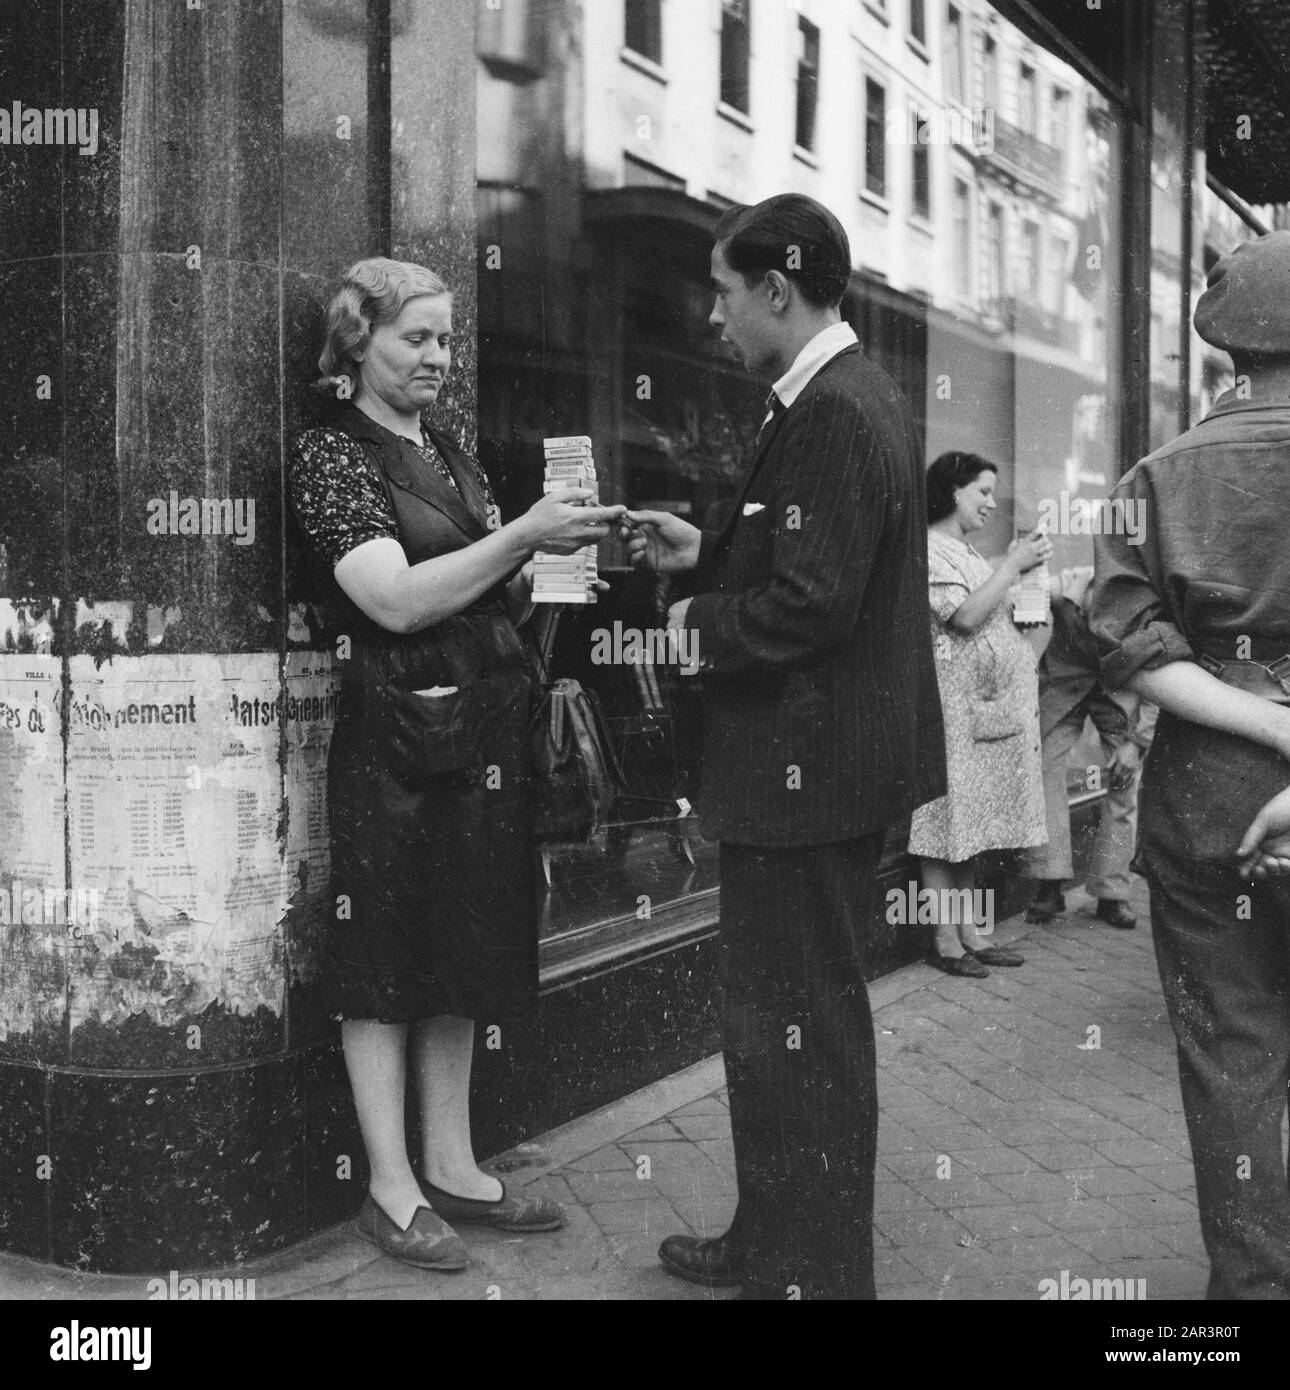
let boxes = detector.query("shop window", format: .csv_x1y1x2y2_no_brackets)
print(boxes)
720,0,751,114
476,0,1128,973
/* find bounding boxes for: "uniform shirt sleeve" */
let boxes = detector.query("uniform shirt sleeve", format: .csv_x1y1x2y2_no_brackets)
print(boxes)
289,427,400,570
1087,463,1194,689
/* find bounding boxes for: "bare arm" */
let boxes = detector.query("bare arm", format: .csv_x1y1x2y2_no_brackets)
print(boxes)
1125,661,1290,761
335,490,622,634
946,531,1049,634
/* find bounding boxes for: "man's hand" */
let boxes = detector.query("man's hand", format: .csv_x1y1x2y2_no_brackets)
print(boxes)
1237,785,1290,877
621,510,702,573
1106,741,1140,791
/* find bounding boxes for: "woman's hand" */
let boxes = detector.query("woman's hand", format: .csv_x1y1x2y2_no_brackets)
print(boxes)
517,488,626,556
1007,528,1053,575
620,509,702,573
1236,785,1290,877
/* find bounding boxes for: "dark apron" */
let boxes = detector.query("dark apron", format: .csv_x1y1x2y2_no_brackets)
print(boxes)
317,407,535,1023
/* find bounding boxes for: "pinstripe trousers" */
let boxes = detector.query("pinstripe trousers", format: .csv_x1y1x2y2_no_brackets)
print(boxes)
719,834,883,1300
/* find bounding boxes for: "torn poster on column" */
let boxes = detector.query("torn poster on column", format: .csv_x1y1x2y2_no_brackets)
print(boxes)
66,653,289,1029
0,653,66,1044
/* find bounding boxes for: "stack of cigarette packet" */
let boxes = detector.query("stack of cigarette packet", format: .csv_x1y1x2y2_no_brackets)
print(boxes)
533,435,599,604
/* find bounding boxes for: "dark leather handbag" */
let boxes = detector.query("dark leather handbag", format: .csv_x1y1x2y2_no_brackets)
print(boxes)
526,608,625,842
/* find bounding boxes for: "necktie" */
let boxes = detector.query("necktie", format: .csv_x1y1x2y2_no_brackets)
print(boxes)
758,390,786,442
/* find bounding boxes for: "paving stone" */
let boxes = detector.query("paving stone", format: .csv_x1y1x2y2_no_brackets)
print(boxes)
1062,1225,1177,1261
874,1208,973,1248
905,1174,1014,1209
560,1146,638,1173
585,1198,689,1237
563,1168,662,1203
1106,1190,1199,1225
987,1170,1084,1205
1093,1137,1185,1166
1071,1166,1168,1198
1015,1140,1110,1171
669,1096,729,1118
670,1113,732,1142
949,1205,1055,1241
619,1121,687,1143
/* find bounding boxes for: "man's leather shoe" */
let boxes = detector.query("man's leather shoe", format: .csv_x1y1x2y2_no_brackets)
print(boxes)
1025,884,1066,922
1096,899,1136,930
658,1232,743,1287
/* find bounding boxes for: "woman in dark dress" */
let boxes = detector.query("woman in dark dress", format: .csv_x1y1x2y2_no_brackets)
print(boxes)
290,258,623,1269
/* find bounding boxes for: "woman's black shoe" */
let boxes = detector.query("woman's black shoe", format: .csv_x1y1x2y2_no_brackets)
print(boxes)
1025,884,1066,922
925,950,989,978
1096,899,1137,930
969,945,1025,967
658,1232,743,1287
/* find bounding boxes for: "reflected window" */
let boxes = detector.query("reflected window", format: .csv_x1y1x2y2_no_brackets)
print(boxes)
865,78,887,197
720,0,751,114
1018,62,1037,134
983,32,999,109
909,0,926,46
1046,232,1068,312
986,200,1005,304
912,111,932,219
945,5,965,103
796,18,820,151
625,0,663,65
1022,219,1041,298
952,178,972,296
1049,86,1071,170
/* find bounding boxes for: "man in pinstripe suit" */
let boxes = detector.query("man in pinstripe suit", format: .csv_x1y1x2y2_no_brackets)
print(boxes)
624,195,945,1299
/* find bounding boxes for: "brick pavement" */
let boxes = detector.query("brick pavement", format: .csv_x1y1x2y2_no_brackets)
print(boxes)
0,879,1213,1302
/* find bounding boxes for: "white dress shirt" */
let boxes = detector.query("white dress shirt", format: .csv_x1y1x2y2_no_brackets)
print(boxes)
771,320,859,409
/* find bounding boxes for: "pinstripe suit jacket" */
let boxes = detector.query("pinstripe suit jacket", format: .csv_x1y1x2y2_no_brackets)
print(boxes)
685,344,946,846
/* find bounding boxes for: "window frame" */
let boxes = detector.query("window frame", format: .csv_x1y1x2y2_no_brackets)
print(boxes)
794,16,821,153
623,0,664,67
864,75,888,200
719,0,751,116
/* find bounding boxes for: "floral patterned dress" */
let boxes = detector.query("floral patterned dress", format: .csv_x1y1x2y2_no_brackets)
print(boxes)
907,530,1047,862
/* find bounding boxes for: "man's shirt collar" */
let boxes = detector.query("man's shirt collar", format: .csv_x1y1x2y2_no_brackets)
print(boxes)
771,321,858,409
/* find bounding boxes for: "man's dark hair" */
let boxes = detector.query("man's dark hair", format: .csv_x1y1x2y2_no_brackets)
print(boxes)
925,451,998,524
713,194,852,309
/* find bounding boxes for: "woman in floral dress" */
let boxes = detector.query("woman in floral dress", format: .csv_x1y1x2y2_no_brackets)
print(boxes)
908,452,1050,977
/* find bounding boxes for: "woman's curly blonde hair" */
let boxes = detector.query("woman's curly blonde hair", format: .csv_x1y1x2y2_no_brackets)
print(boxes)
315,257,451,395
